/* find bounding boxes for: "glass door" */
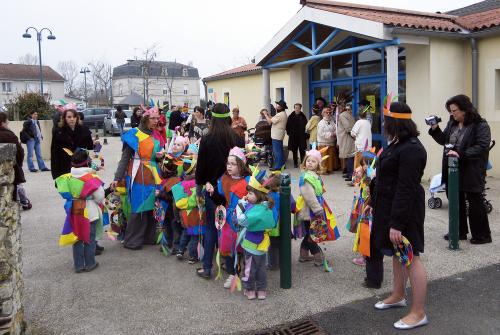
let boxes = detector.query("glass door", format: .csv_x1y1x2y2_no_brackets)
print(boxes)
356,78,386,148
310,83,331,116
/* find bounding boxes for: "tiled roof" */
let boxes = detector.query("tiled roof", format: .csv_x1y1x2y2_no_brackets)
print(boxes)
113,60,199,79
302,0,500,32
203,63,261,81
455,8,500,31
447,0,500,16
304,0,464,32
0,63,65,81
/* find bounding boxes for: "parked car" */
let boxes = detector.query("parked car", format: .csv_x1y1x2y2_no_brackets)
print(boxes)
104,109,132,135
81,108,112,129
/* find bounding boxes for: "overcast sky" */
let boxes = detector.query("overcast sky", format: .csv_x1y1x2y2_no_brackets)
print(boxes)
2,0,480,79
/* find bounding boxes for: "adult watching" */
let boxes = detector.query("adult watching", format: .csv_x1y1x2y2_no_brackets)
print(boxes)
262,100,288,171
286,103,307,168
131,107,142,128
189,106,209,143
305,104,321,146
369,101,428,330
195,103,243,278
428,94,492,244
0,112,26,200
22,110,50,172
51,105,94,180
231,107,247,139
111,107,162,250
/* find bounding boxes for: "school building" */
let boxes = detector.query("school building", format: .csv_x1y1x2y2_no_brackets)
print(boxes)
203,0,500,178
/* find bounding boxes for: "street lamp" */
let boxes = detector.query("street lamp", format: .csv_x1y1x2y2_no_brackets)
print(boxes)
80,67,90,108
22,27,56,97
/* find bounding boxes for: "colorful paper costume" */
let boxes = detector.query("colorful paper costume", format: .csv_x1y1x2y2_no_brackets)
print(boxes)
122,127,162,213
56,172,104,246
294,170,340,242
216,174,249,256
171,178,206,236
236,202,276,256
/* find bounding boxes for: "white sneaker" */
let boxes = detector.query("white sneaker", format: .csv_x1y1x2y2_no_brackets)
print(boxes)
223,275,235,289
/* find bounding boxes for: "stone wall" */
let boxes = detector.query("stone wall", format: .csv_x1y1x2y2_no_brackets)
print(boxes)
0,144,24,335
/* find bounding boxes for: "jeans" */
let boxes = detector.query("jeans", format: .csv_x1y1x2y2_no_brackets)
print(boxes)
242,251,267,291
272,139,284,169
346,157,354,178
26,138,47,170
178,230,199,259
202,193,217,273
117,121,125,135
73,220,97,271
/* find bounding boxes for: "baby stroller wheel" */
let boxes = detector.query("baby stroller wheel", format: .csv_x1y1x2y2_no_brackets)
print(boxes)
434,197,443,208
485,201,493,214
428,198,436,209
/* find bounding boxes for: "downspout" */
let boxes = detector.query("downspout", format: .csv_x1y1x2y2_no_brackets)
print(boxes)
470,38,478,107
203,80,208,105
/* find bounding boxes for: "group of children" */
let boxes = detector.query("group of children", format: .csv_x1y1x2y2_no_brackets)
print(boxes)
55,113,383,299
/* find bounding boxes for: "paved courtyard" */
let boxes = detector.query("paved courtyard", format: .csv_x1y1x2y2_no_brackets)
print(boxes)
21,136,500,335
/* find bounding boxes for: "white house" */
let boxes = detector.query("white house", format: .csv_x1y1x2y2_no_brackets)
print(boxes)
112,60,200,109
0,63,65,108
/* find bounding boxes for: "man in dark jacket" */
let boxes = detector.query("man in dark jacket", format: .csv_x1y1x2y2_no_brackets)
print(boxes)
286,103,308,168
22,110,50,172
168,106,183,132
115,106,126,135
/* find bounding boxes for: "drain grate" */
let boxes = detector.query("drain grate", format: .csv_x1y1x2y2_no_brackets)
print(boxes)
253,319,326,335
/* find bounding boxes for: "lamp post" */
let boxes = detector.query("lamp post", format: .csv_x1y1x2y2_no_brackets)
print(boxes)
80,67,90,108
22,27,56,97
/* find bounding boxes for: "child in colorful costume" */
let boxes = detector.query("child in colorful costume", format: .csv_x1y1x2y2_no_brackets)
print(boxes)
56,149,105,273
236,168,277,300
172,143,205,264
348,147,377,266
214,146,251,289
113,106,163,250
294,144,340,270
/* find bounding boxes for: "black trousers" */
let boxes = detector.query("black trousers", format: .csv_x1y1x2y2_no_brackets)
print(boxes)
290,146,306,166
459,191,491,239
365,231,384,286
124,211,157,248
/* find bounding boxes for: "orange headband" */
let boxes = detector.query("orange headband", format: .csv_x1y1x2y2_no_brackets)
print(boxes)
383,107,412,120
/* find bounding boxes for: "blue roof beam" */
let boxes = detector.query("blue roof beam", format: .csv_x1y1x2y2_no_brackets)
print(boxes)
313,28,340,55
264,22,313,67
264,38,400,69
311,22,317,51
291,41,314,55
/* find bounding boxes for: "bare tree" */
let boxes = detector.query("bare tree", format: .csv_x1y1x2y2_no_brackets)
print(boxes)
18,53,39,65
141,44,159,104
58,60,80,95
88,60,113,106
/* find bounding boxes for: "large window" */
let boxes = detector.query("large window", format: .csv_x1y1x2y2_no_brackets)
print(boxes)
312,58,331,81
2,82,12,93
357,48,382,76
332,53,352,78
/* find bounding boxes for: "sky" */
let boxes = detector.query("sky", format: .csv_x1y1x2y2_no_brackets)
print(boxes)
1,0,481,81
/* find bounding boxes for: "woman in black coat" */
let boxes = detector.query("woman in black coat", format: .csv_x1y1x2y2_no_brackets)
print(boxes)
194,103,243,279
429,94,491,244
51,109,94,180
369,102,428,330
286,103,308,167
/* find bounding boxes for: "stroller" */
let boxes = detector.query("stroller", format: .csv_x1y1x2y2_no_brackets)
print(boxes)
427,140,495,214
246,122,274,168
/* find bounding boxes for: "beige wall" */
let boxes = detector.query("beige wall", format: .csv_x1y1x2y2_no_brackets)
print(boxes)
477,35,500,173
8,120,53,160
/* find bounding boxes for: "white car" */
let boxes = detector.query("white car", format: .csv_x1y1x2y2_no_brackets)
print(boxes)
104,109,132,135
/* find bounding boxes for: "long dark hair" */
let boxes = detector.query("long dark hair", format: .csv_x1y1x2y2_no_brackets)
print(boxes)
445,94,481,126
208,103,236,146
0,112,7,126
384,102,419,141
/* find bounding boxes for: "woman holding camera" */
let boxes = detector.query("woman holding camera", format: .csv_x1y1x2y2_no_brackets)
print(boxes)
429,94,491,244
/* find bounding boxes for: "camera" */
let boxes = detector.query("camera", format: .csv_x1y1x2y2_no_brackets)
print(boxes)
425,115,442,126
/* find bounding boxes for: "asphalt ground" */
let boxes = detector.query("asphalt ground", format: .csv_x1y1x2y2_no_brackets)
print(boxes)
251,264,500,335
20,136,500,335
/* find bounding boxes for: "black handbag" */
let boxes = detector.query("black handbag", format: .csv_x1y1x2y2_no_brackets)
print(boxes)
19,129,29,144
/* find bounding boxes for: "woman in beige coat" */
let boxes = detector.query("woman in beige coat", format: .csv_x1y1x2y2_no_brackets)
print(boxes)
337,104,355,178
305,104,321,146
